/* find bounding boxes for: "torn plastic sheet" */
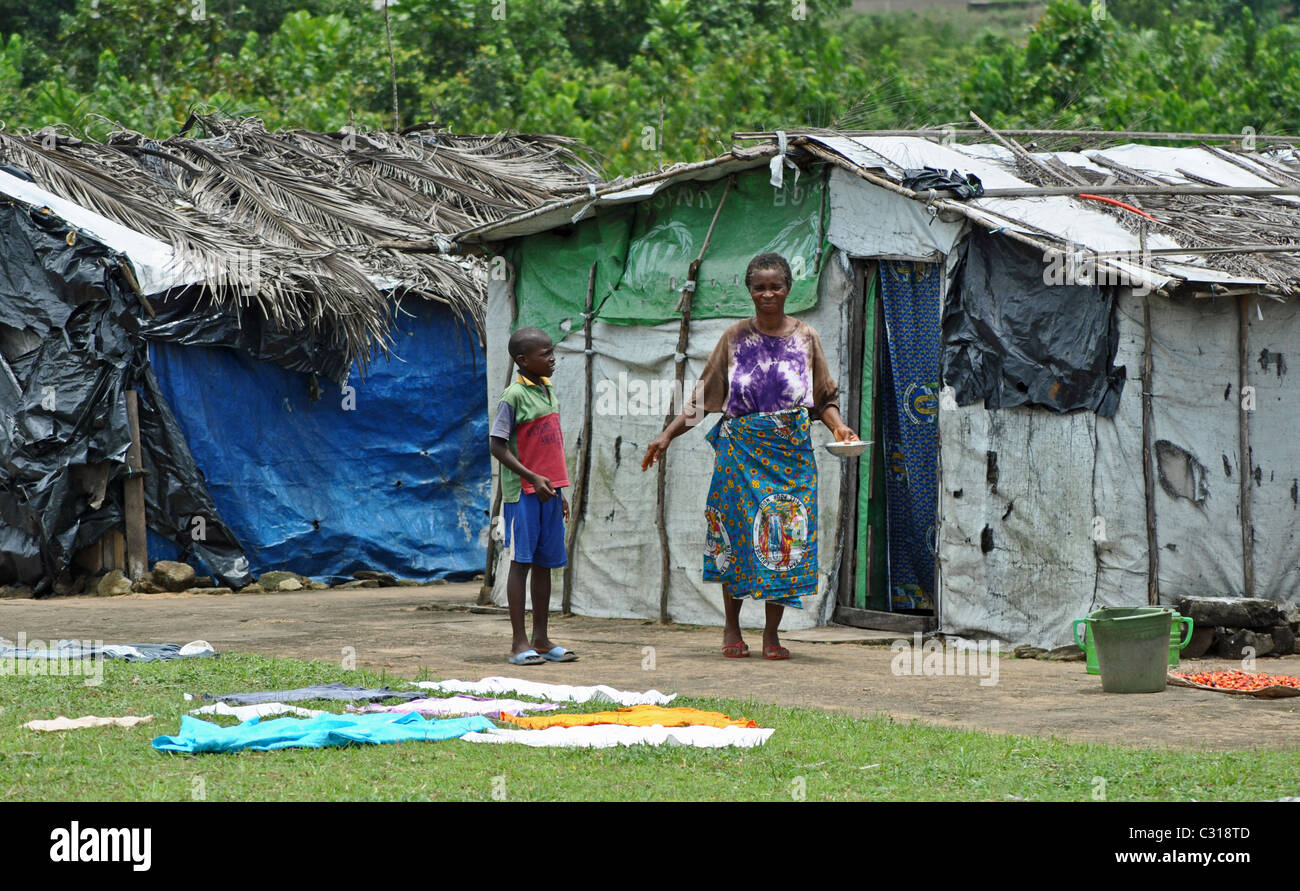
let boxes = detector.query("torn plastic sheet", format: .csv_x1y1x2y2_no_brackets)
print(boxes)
900,167,985,199
943,228,1126,417
0,201,251,591
136,289,353,388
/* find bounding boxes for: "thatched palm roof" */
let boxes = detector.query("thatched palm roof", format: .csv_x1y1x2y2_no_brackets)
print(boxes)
0,113,602,370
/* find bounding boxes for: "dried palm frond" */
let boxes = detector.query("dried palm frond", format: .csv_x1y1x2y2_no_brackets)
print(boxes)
0,113,604,372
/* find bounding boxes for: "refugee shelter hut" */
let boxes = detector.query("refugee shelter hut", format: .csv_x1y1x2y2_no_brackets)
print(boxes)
0,115,600,594
457,125,1300,646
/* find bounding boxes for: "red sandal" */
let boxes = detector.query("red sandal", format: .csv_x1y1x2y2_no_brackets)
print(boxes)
722,641,750,658
763,644,791,660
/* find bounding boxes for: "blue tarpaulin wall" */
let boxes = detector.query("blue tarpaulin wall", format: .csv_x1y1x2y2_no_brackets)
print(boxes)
148,299,489,582
879,261,941,611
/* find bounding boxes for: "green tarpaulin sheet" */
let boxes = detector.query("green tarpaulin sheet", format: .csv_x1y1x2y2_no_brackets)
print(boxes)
502,167,830,344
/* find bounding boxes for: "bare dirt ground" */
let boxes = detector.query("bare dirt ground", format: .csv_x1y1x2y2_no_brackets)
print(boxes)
4,583,1298,751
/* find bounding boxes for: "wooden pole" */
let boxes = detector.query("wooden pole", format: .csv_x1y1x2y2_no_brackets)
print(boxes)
562,262,598,615
656,177,734,624
1089,244,1300,258
1238,295,1256,597
479,484,501,605
123,390,148,580
835,260,868,609
1141,296,1159,606
970,112,1087,186
981,184,1300,198
733,128,1300,145
795,139,1067,263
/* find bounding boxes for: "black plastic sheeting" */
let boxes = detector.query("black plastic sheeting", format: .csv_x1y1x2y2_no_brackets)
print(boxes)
943,228,1126,417
137,289,352,387
0,201,251,592
901,167,985,200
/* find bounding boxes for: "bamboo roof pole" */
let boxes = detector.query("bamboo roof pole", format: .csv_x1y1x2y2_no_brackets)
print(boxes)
733,128,1300,145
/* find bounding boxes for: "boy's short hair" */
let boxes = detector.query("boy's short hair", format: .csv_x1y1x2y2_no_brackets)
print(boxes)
508,326,550,360
745,252,793,290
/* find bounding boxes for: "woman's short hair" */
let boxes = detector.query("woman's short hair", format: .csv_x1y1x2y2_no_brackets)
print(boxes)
745,252,793,290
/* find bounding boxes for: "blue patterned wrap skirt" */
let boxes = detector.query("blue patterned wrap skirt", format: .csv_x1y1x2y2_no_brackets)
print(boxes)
702,408,818,608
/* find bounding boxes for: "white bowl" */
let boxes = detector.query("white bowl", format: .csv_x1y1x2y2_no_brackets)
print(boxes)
824,440,872,458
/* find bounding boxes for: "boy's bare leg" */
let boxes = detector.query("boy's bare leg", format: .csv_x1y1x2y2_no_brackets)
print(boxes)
506,560,534,656
763,601,785,650
529,565,556,653
721,585,745,648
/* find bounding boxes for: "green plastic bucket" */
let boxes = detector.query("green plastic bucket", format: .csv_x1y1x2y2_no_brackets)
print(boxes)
1086,607,1173,693
1073,611,1193,675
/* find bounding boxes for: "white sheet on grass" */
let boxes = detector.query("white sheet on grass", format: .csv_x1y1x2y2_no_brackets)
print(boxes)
412,677,676,706
459,724,774,749
190,701,326,721
24,715,154,732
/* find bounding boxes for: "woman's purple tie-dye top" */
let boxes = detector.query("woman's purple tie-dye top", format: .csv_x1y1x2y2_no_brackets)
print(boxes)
683,318,839,420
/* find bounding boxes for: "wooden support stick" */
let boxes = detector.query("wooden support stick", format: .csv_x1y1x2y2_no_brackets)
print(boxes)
835,260,868,609
970,111,1088,186
562,262,598,615
1238,295,1256,597
479,483,502,605
1139,217,1160,607
981,184,1300,198
795,139,1066,262
733,128,1300,145
656,178,733,624
1141,295,1159,606
123,390,148,580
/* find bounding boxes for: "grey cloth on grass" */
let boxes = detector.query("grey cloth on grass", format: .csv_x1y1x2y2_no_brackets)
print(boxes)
202,682,425,705
0,641,214,662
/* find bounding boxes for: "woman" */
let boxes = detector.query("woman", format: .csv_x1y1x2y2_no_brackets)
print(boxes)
641,252,856,659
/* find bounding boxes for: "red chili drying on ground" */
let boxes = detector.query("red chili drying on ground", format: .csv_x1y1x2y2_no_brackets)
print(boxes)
1171,669,1300,691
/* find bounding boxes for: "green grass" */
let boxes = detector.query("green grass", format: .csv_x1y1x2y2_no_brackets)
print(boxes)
0,652,1294,801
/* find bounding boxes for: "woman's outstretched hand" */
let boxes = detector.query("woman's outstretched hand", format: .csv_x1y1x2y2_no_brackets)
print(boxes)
642,433,671,471
834,424,859,443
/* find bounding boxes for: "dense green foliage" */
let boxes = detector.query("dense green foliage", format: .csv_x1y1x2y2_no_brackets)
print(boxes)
1,0,1298,176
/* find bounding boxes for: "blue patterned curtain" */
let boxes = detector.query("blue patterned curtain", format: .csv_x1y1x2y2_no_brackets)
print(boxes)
878,261,941,611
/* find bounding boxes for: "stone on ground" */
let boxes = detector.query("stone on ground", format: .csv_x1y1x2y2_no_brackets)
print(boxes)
151,560,196,592
97,570,134,597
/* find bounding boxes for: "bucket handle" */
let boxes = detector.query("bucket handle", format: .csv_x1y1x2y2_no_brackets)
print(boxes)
1175,616,1195,650
1072,618,1089,648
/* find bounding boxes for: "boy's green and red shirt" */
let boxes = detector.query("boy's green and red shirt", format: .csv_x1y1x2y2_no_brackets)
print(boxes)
490,374,569,503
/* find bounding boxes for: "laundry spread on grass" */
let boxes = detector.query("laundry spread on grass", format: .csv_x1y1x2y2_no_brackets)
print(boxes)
191,701,328,721
347,696,562,718
152,712,494,753
460,724,775,749
148,678,767,754
0,640,215,662
200,683,426,705
498,705,757,730
24,714,154,732
413,677,676,707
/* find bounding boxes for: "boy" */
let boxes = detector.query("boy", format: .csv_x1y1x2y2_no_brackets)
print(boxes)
489,326,578,665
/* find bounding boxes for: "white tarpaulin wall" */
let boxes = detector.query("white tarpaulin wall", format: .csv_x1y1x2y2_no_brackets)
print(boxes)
1147,295,1243,596
939,285,1300,647
487,252,854,629
1249,299,1300,599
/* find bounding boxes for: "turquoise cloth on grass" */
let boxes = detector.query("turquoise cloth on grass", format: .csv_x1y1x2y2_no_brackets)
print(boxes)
152,711,494,754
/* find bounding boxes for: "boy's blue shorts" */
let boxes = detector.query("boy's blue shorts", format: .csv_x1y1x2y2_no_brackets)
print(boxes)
502,492,567,568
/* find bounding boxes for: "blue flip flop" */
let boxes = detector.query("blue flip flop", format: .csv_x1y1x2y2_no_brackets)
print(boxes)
540,646,578,663
508,649,545,666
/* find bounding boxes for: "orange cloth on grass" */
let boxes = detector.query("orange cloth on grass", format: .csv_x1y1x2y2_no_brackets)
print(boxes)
498,704,757,730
